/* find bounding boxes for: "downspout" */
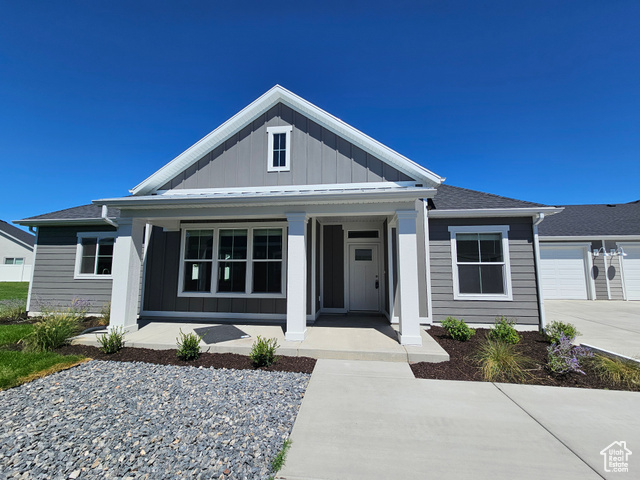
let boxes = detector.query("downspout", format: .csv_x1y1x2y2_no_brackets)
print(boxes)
532,213,546,332
101,205,119,228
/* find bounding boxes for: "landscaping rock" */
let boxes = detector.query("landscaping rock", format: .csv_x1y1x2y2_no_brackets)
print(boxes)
0,361,309,479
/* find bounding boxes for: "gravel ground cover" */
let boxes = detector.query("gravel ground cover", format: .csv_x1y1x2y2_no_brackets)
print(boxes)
0,360,310,479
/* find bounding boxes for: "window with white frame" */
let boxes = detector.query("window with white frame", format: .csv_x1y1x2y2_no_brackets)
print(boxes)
448,225,512,301
75,233,115,278
267,125,292,172
180,226,285,296
4,258,25,265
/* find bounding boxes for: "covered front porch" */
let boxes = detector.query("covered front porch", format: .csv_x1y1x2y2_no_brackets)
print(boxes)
73,315,449,363
102,183,435,347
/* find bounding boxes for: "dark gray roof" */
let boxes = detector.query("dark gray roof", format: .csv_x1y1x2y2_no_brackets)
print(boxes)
0,220,35,247
18,204,120,223
538,200,640,237
432,184,547,210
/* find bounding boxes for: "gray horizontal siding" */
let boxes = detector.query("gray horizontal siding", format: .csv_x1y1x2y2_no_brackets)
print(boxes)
30,225,116,314
143,227,286,315
160,103,413,190
428,217,540,325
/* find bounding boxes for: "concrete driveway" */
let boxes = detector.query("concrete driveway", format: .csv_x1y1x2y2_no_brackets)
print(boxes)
279,360,640,480
545,300,640,359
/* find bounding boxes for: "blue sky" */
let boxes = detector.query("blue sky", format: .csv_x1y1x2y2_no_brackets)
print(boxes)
1,1,639,229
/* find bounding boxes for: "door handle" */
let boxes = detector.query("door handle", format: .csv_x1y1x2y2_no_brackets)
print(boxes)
375,280,379,289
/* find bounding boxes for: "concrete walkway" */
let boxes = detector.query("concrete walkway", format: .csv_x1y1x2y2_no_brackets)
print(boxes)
279,359,640,480
546,300,640,359
72,316,449,363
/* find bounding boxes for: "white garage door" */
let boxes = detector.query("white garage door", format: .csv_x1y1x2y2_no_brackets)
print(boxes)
621,243,640,300
540,245,588,299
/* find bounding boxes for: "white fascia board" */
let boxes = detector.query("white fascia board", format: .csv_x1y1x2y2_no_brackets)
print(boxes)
14,218,118,227
539,235,640,241
95,187,437,209
428,207,563,218
156,181,419,196
130,85,443,196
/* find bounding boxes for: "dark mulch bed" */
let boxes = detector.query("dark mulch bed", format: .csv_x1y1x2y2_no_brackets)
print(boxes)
56,344,316,374
411,326,639,392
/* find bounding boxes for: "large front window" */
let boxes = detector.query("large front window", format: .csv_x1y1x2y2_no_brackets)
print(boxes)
449,226,512,301
180,225,285,296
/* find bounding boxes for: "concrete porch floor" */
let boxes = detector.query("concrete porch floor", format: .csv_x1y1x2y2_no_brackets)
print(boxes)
71,315,449,363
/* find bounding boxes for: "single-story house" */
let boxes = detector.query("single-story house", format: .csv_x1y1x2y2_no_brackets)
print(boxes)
16,85,566,346
538,201,640,301
0,220,35,282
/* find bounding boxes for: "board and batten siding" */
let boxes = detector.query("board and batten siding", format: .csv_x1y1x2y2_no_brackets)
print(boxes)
428,217,540,325
590,240,624,300
160,103,413,191
30,225,116,314
142,226,286,317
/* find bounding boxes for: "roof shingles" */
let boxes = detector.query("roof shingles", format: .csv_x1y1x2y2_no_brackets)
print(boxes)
538,201,640,237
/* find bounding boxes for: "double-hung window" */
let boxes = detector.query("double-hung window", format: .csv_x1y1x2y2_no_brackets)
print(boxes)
180,225,285,297
266,125,292,172
75,233,115,278
183,230,214,292
448,226,512,301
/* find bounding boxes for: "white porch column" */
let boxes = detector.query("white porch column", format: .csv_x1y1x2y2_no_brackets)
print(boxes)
285,212,308,341
396,209,422,346
109,217,145,333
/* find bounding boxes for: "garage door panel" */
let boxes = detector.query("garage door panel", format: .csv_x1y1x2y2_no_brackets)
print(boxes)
621,244,640,301
540,245,588,300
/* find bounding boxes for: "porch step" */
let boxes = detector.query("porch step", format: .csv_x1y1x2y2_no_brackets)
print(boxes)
71,321,449,364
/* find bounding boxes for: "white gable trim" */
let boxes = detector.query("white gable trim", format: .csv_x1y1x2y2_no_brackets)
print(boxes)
131,85,444,196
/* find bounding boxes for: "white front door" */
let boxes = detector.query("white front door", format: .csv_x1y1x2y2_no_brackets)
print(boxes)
348,244,380,311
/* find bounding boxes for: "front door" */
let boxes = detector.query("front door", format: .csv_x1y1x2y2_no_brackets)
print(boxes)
348,244,380,311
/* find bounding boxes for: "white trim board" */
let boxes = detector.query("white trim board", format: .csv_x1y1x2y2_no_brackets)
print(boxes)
130,85,443,195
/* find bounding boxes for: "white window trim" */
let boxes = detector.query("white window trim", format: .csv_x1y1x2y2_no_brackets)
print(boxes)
266,125,292,172
74,232,116,280
448,225,513,301
177,223,287,298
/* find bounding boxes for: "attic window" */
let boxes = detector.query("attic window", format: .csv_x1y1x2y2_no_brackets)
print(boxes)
267,125,292,172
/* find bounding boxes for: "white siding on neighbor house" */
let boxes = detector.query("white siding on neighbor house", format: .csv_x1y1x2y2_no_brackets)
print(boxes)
540,245,589,300
0,231,33,282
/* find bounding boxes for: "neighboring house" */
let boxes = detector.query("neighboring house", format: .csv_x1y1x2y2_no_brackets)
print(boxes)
0,220,35,282
16,86,562,345
538,201,640,301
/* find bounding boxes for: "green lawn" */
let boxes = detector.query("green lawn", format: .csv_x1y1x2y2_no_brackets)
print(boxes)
0,282,29,301
0,324,33,346
0,324,86,390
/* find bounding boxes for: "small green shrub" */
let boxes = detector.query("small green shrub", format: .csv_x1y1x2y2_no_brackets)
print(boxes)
590,354,640,389
99,302,111,327
0,299,27,322
489,316,520,344
545,321,580,344
250,336,279,367
475,339,534,383
98,327,125,354
22,313,80,352
176,329,202,361
441,317,475,341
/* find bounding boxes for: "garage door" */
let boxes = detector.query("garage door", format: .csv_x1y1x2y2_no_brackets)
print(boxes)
540,245,588,299
621,243,640,300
